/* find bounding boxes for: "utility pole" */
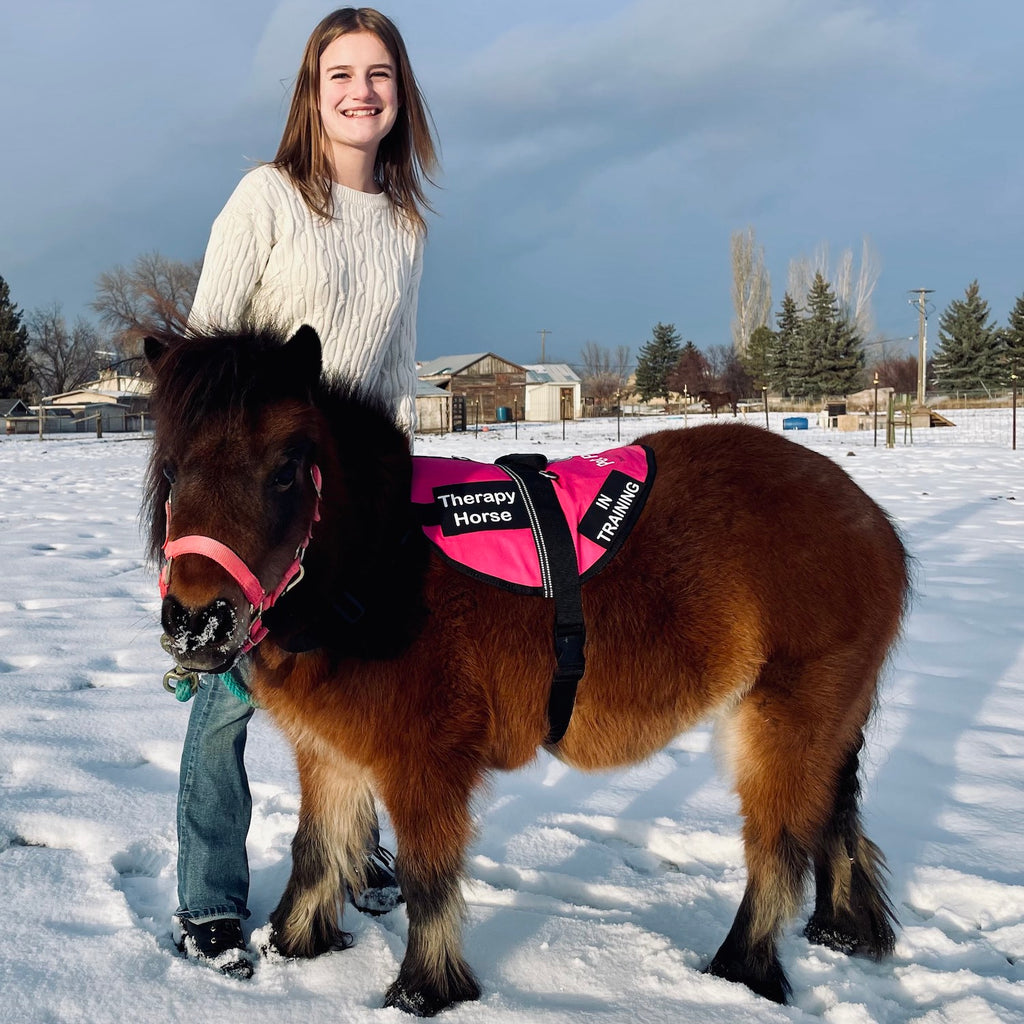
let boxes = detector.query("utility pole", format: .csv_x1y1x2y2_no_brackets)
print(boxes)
909,288,934,407
537,328,551,363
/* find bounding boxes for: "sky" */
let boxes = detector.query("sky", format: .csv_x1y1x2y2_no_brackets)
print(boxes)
2,411,1024,1021
2,0,1023,368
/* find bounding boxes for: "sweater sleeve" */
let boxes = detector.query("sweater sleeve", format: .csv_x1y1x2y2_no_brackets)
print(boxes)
379,235,424,438
188,169,276,330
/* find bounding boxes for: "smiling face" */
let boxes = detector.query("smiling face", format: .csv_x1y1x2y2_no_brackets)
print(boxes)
318,31,400,183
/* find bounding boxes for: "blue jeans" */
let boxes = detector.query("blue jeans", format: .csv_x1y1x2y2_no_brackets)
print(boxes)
175,665,380,923
176,669,255,923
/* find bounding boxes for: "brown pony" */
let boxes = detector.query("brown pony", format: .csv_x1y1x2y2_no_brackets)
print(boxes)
144,325,906,1016
696,389,738,417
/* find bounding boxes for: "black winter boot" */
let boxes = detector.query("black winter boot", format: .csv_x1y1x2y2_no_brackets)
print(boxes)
349,845,404,916
176,917,255,978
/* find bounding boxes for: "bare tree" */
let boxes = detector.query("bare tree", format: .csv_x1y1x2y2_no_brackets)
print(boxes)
667,340,711,396
93,251,201,356
850,237,880,339
579,341,632,412
787,237,880,339
27,305,102,396
703,343,752,398
867,353,918,396
730,226,771,356
787,241,830,310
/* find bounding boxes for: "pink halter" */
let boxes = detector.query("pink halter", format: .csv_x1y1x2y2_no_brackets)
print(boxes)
159,465,323,653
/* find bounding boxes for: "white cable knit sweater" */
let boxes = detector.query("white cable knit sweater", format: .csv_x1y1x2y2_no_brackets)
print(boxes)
189,164,423,433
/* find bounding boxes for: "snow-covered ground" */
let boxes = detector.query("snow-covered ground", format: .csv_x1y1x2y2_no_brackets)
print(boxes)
1,409,1023,1023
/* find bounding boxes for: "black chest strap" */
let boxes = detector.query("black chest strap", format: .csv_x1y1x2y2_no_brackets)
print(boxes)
495,454,585,744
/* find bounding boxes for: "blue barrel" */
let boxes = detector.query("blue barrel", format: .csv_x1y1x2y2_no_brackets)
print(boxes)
496,406,512,423
783,416,808,430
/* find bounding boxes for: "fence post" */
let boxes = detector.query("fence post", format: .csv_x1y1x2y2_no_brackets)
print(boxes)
1013,375,1018,451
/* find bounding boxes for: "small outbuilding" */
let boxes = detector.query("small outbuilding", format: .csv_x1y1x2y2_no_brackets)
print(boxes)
523,363,582,422
415,379,453,434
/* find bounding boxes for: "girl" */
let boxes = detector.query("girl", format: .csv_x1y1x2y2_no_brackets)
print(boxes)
175,7,438,977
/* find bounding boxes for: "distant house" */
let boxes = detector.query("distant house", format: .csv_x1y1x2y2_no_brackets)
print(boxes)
42,370,153,433
418,353,527,426
1,398,31,435
523,363,582,422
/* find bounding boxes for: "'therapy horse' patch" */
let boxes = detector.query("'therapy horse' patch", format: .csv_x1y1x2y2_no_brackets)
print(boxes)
412,445,656,594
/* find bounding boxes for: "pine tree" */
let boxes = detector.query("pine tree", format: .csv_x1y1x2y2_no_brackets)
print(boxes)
933,280,1002,393
634,322,683,402
798,273,864,399
770,293,801,397
743,324,775,392
1005,292,1024,377
0,275,33,399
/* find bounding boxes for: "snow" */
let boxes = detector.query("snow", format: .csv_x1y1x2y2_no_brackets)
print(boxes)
1,409,1023,1023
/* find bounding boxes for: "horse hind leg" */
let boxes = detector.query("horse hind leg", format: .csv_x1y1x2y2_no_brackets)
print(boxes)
706,825,807,1002
269,747,376,958
707,658,888,1002
804,736,897,958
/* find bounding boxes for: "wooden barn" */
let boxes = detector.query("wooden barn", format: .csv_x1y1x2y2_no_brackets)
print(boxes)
418,353,527,426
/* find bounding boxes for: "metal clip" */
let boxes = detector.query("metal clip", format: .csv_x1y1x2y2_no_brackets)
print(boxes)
159,634,198,700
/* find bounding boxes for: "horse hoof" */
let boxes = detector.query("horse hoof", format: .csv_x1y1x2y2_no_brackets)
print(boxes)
805,914,860,955
705,954,791,1004
383,980,451,1017
261,927,352,960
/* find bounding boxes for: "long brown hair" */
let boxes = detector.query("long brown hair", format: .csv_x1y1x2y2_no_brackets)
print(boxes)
273,7,439,233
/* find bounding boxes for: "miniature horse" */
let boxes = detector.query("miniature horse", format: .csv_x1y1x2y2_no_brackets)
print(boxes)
145,325,905,1016
696,389,738,417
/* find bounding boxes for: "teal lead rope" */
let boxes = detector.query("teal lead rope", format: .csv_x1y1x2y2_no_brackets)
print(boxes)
161,665,262,707
160,637,263,707
218,669,263,708
174,674,197,702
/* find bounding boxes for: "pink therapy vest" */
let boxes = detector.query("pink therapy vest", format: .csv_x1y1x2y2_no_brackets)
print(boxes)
411,445,656,594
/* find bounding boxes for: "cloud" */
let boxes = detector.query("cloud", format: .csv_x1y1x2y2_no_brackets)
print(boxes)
434,0,933,182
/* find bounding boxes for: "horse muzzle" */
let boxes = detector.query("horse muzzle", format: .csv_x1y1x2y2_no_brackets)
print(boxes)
160,594,250,673
157,464,322,672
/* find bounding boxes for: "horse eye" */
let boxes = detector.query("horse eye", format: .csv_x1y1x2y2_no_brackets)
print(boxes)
163,461,176,484
272,459,299,491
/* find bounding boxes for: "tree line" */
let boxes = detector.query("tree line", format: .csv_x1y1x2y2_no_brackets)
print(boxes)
3,253,1022,408
624,278,1024,407
627,271,865,405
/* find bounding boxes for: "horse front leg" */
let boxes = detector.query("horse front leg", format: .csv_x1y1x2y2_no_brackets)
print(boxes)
269,744,376,958
382,769,481,1017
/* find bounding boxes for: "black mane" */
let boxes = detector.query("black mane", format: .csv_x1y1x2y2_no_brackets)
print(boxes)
148,324,316,433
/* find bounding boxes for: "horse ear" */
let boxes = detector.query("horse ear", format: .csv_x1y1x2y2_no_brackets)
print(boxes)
144,335,168,370
287,325,323,383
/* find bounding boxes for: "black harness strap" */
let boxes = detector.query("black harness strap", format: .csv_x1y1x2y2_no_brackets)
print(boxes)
495,454,585,744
